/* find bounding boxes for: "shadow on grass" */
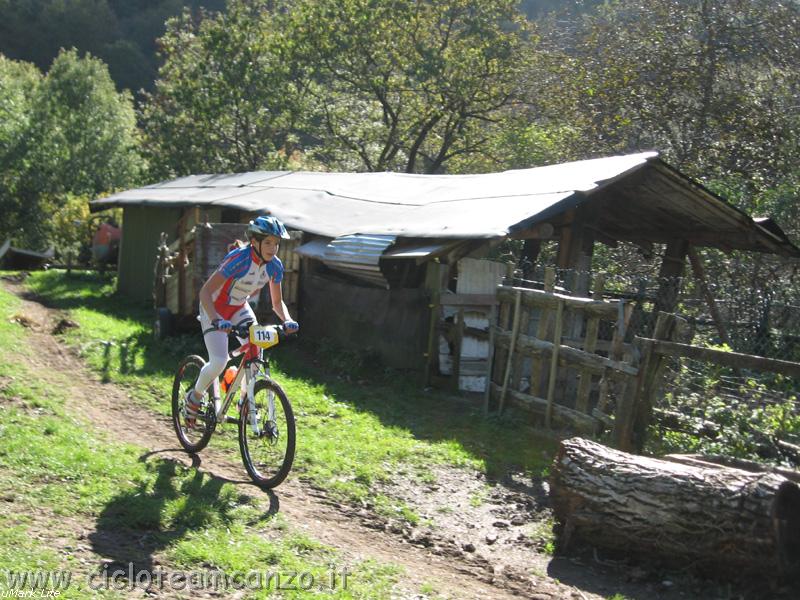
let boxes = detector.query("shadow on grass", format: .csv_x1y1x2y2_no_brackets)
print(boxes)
89,456,279,580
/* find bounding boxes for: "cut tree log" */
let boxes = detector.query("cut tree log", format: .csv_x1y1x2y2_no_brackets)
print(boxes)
549,437,800,581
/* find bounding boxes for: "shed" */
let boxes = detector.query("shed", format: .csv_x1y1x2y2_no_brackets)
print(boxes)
90,152,798,371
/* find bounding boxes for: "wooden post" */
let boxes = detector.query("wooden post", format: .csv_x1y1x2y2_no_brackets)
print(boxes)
177,211,187,317
499,291,522,413
575,274,604,413
652,239,688,325
423,261,448,386
630,312,679,451
423,289,441,386
483,304,497,415
545,298,565,428
451,307,465,392
510,303,531,397
562,254,592,405
530,267,556,397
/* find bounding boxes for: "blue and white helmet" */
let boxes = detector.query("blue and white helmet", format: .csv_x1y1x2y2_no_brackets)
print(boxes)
246,215,289,240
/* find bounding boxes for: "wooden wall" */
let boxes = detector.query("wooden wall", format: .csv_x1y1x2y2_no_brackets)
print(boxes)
300,270,428,369
118,205,182,303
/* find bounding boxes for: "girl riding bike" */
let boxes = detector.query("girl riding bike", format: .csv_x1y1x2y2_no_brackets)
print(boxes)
185,215,298,423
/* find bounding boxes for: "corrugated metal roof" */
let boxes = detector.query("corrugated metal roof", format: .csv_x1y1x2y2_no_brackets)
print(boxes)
92,153,657,239
295,235,457,287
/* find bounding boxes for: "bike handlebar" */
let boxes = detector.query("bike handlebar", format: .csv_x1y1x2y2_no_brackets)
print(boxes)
203,321,297,344
233,322,283,339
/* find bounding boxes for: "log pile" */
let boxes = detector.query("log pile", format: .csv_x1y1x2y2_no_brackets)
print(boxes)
549,437,800,581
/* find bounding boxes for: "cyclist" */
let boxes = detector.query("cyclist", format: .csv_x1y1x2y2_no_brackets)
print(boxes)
185,215,299,423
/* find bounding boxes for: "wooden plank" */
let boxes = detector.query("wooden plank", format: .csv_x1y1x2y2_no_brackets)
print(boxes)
499,290,522,413
423,289,441,387
177,212,187,317
562,337,634,355
647,339,800,379
483,304,497,415
451,307,465,392
492,292,513,391
575,274,604,413
510,303,531,397
596,300,632,417
489,383,598,433
530,267,556,397
625,313,678,451
496,287,618,319
545,298,565,428
493,330,639,377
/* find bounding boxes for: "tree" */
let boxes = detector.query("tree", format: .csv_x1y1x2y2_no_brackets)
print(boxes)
0,50,142,249
534,0,800,186
0,56,41,243
141,0,308,178
30,49,142,198
0,1,227,95
288,0,534,173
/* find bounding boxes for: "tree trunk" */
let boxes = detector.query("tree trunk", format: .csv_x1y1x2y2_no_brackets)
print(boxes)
549,437,800,581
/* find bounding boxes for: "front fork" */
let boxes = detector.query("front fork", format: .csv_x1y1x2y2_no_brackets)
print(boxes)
245,360,274,437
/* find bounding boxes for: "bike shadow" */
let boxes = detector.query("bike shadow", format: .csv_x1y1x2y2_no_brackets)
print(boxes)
88,452,280,582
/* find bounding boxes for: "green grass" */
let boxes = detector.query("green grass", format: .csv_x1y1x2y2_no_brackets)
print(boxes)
0,276,401,598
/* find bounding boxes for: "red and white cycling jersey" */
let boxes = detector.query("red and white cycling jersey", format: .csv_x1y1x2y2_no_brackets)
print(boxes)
210,246,284,320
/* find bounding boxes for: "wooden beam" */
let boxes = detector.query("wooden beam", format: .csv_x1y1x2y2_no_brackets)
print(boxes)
509,222,556,240
545,298,564,428
499,290,522,413
497,286,618,320
482,304,497,415
489,384,598,433
653,239,688,318
644,338,800,378
493,329,639,377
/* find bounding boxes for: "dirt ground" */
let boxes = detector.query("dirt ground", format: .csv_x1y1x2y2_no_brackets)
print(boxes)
1,279,787,599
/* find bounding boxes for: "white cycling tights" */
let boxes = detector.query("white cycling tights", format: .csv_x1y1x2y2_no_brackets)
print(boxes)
193,303,256,396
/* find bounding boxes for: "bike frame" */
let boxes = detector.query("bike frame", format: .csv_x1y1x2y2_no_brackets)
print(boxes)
211,331,273,436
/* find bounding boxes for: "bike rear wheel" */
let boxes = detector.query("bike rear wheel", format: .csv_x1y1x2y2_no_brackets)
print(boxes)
172,355,216,452
238,379,295,488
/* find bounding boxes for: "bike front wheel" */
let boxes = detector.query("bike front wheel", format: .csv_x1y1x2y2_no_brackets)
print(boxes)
172,355,216,453
238,379,295,488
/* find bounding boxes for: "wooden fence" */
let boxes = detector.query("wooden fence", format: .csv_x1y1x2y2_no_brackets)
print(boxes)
485,268,641,448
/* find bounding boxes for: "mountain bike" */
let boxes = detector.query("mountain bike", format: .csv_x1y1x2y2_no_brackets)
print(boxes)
171,322,295,488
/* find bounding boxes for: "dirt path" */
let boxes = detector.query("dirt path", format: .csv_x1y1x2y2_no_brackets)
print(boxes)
6,280,754,600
